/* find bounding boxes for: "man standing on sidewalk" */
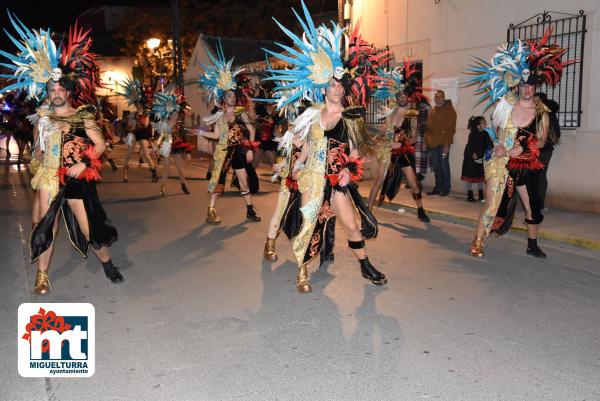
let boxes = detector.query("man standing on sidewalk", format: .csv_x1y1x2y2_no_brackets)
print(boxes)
426,90,456,196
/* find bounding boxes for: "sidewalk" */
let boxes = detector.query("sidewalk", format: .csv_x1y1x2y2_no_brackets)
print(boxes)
355,176,600,251
168,149,600,253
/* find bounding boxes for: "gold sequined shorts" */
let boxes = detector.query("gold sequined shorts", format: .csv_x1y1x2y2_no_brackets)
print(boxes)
376,144,392,165
31,166,59,199
29,158,40,176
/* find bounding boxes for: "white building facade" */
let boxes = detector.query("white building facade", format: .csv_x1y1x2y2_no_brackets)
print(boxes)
348,0,600,213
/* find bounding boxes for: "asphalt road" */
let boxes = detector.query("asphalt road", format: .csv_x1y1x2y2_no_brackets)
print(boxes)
1,154,599,401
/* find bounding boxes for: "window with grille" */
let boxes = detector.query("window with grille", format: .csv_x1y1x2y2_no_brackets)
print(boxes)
507,11,586,128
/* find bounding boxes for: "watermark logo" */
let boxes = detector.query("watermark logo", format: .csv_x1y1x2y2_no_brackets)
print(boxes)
18,303,95,377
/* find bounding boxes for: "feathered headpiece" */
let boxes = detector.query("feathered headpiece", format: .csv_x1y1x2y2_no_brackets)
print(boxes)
59,22,101,107
465,28,573,109
116,75,153,111
344,21,391,107
263,0,345,109
255,57,302,119
0,11,60,100
152,88,189,121
198,39,253,106
373,59,425,104
265,3,390,110
465,40,530,108
0,11,100,105
526,28,573,87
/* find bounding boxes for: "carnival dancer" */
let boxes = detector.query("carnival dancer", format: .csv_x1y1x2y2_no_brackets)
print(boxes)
264,1,387,292
152,87,193,197
0,14,123,294
465,29,572,258
116,76,158,183
259,87,303,262
198,40,261,224
97,109,118,171
368,62,430,222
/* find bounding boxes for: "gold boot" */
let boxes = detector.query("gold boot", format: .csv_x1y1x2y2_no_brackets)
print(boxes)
34,270,51,295
160,185,166,197
469,239,484,258
263,237,278,261
205,207,221,224
296,264,311,293
122,166,129,183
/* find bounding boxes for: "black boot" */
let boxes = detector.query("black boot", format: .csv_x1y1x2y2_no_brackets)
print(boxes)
467,190,475,202
108,158,118,172
246,205,261,222
417,207,430,222
181,183,190,195
527,238,546,258
359,257,387,285
150,168,159,182
102,260,124,283
478,189,485,202
138,157,144,166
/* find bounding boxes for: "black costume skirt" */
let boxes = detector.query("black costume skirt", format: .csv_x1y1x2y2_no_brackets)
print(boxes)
279,189,302,240
134,130,152,141
492,168,544,235
31,179,118,262
303,183,378,266
219,146,259,194
379,152,415,205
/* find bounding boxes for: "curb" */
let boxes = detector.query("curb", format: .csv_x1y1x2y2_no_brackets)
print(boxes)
370,198,600,252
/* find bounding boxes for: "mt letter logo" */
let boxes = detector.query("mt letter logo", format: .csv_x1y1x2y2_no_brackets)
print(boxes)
18,303,95,377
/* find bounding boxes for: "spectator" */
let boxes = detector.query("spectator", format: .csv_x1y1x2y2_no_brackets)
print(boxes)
415,97,432,181
425,90,456,196
461,116,488,202
534,92,560,210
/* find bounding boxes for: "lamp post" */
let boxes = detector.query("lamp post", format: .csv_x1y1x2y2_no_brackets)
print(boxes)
143,37,174,90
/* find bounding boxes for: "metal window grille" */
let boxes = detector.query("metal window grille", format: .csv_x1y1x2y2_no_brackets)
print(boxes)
507,10,586,128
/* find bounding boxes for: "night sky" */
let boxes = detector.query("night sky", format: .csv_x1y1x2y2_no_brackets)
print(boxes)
0,0,165,32
0,0,336,33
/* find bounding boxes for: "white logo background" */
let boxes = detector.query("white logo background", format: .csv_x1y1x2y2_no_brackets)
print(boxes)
18,303,95,378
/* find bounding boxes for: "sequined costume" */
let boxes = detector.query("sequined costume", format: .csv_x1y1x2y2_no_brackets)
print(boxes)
208,109,259,195
31,106,118,261
292,108,377,268
490,102,547,235
30,107,61,201
465,27,573,258
378,110,419,204
264,0,388,291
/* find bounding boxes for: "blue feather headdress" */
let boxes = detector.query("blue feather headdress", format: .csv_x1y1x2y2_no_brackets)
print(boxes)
372,68,404,102
198,39,252,106
262,0,345,110
115,75,143,106
464,40,530,109
152,88,188,121
0,11,60,100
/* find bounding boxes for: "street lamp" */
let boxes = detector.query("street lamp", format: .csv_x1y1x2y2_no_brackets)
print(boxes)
146,38,161,51
343,0,352,23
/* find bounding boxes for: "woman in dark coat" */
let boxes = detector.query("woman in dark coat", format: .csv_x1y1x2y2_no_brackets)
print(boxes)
461,116,488,202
